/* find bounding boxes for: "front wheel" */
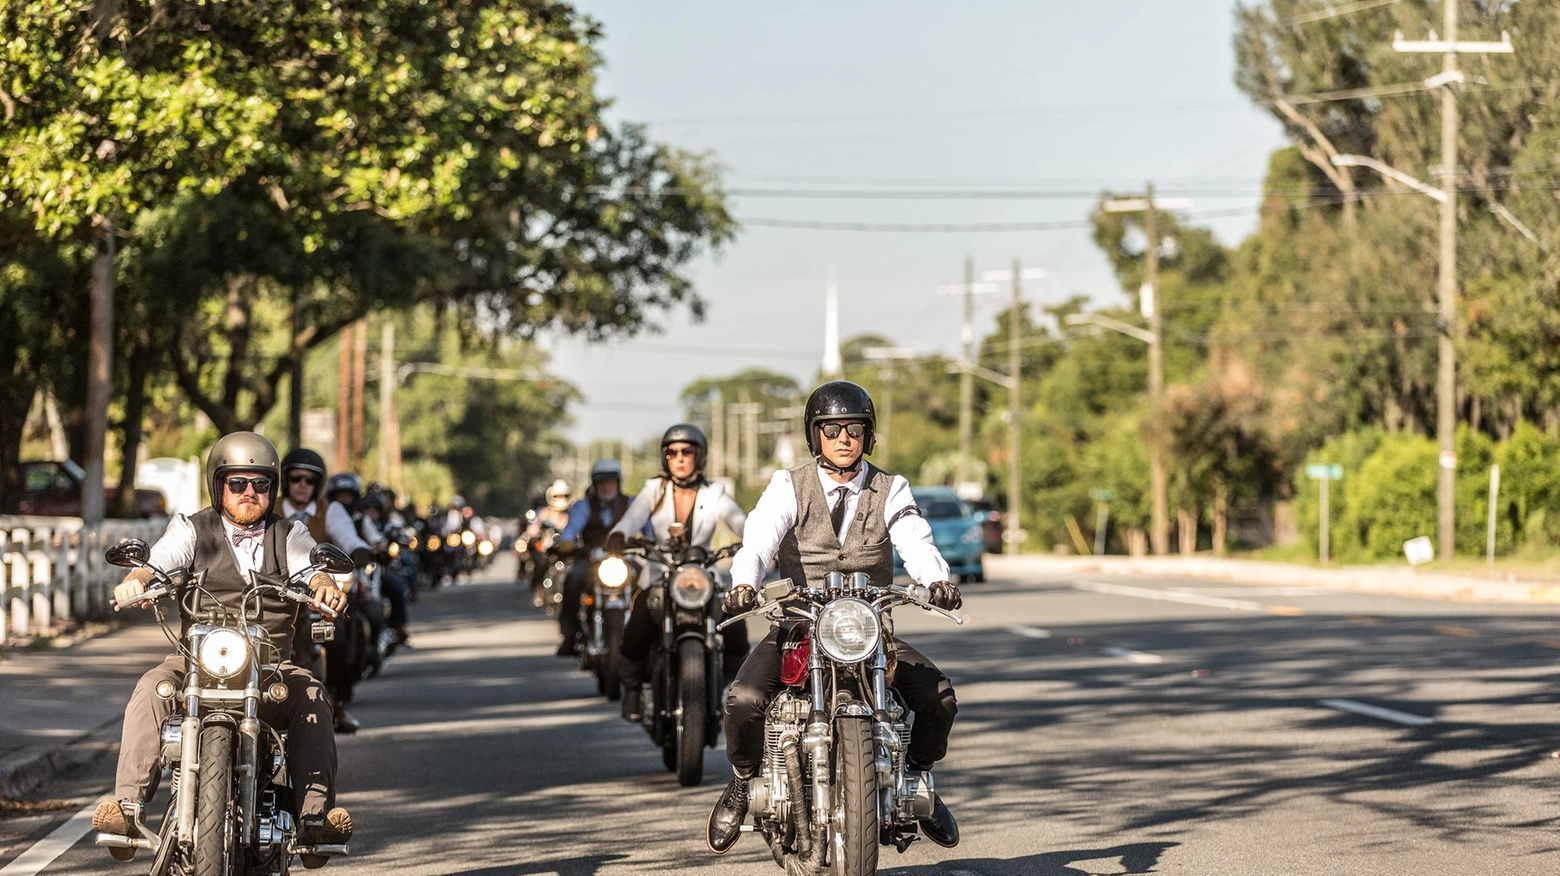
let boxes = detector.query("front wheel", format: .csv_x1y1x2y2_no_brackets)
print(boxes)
831,717,878,876
190,724,236,876
600,608,625,701
675,639,708,786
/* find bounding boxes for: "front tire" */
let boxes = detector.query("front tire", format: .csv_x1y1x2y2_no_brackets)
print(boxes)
601,608,625,701
675,639,708,786
191,724,235,876
831,717,878,876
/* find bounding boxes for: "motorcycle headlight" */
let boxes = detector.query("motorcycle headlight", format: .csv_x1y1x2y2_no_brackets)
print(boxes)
598,556,630,588
427,535,442,551
461,530,476,547
198,628,251,679
478,540,494,556
815,598,881,664
409,536,419,550
670,566,713,610
388,542,401,558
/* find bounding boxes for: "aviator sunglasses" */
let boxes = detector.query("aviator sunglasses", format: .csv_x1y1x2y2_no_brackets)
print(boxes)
288,473,321,486
819,422,866,440
664,446,698,460
225,476,274,494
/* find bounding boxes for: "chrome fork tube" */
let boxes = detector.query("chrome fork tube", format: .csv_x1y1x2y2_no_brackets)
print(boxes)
237,663,262,847
176,650,202,846
806,636,832,835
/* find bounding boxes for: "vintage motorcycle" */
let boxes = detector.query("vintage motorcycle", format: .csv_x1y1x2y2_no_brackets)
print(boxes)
605,536,741,786
580,548,631,700
95,537,355,876
719,571,963,876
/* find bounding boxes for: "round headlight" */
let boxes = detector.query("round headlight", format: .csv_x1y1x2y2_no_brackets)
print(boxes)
478,540,494,556
388,542,401,557
598,556,630,588
198,628,250,679
427,535,442,551
815,598,881,664
461,530,476,547
670,566,714,610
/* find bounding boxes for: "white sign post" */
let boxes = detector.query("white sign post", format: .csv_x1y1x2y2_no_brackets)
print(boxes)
1305,464,1343,564
1487,464,1501,566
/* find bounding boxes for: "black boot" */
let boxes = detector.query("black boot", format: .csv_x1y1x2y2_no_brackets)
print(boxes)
621,684,643,722
705,774,750,854
919,793,959,848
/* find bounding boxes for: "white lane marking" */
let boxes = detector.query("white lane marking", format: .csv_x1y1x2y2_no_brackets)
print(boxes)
1184,586,1330,597
1007,625,1052,639
0,796,110,876
1319,699,1434,727
1073,580,1265,612
1101,646,1164,664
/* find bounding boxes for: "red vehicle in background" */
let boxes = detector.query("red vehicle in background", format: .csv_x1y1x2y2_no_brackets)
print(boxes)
17,460,167,518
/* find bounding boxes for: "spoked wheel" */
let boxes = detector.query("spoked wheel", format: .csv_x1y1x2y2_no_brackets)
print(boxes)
190,724,236,876
675,639,708,786
830,717,878,876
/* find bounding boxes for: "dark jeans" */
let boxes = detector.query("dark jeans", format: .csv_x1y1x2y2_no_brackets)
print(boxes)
620,586,751,689
723,626,957,778
382,567,410,632
115,655,337,816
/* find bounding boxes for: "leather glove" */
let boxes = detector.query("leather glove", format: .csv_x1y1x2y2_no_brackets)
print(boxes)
928,581,962,611
722,584,759,616
350,547,375,569
605,531,627,556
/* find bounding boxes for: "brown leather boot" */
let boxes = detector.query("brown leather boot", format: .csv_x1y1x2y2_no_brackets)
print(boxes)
92,800,138,862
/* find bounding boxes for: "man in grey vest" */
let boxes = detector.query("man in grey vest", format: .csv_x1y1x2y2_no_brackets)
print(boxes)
706,380,964,855
94,432,353,868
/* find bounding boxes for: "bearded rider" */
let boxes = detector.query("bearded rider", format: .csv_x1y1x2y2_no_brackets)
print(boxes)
705,381,963,855
554,459,633,655
606,424,748,722
95,432,353,868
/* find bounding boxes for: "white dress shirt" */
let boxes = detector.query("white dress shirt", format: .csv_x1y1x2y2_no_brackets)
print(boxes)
148,512,319,581
730,464,949,589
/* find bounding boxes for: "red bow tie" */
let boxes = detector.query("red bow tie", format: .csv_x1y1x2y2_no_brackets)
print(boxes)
231,526,264,546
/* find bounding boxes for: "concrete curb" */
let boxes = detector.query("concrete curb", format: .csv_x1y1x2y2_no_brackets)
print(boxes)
984,554,1560,604
0,717,120,801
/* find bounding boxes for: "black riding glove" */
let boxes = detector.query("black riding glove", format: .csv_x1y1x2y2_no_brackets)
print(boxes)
928,581,962,611
722,584,758,616
350,547,375,569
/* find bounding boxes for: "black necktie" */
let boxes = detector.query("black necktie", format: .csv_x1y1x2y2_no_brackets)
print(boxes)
830,486,850,537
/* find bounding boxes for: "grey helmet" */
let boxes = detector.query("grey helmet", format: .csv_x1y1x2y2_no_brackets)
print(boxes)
803,380,877,456
590,458,623,485
326,472,364,504
207,431,280,505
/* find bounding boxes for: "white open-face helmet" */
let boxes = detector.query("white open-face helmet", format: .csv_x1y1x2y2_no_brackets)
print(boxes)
545,479,571,510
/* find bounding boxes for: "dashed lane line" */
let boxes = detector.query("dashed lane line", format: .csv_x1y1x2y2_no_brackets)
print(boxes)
1071,580,1303,616
1007,625,1052,639
1319,698,1435,727
1100,646,1165,664
0,796,108,876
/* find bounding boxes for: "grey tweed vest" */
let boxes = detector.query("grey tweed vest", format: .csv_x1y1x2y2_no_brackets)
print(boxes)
776,462,894,589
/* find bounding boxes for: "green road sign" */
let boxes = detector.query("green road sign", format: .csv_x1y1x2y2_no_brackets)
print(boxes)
1089,489,1116,502
1305,464,1343,480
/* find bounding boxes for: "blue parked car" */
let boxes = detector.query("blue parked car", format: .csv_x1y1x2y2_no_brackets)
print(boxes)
893,486,986,583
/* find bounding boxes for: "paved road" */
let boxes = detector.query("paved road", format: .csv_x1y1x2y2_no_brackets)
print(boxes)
6,561,1560,874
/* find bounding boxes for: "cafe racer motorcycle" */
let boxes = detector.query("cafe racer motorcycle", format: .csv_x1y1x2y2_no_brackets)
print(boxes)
95,538,355,876
719,571,963,876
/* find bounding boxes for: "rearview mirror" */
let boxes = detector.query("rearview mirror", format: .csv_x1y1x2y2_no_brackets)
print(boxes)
310,544,355,575
106,539,150,568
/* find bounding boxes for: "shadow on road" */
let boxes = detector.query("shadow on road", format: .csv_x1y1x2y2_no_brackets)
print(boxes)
884,841,1178,875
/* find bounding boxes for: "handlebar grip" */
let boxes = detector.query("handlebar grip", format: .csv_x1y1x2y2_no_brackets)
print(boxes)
113,585,168,612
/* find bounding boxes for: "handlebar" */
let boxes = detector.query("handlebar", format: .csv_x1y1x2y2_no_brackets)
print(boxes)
715,578,964,630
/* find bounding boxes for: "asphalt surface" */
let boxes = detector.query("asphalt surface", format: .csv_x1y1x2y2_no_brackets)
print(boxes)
5,557,1560,874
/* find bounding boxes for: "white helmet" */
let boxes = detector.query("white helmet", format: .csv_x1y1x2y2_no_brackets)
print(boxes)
545,479,571,510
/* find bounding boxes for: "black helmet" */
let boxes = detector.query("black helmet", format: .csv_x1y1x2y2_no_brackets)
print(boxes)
660,424,708,475
327,472,364,503
803,380,876,456
207,431,280,505
281,447,327,502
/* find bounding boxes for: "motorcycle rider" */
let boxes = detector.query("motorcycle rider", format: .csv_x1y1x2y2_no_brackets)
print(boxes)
523,479,572,606
94,432,353,867
359,489,412,651
607,424,748,722
321,472,383,733
706,381,964,854
554,459,632,656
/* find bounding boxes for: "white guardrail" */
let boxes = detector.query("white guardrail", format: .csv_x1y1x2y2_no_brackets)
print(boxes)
0,515,167,645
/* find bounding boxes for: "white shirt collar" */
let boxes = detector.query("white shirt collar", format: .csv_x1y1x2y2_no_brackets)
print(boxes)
281,499,316,518
814,463,867,495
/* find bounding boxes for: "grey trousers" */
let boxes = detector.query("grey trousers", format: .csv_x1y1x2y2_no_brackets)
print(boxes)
114,655,338,816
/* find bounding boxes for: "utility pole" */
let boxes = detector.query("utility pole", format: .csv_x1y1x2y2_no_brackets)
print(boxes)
378,321,396,485
1102,186,1189,557
82,217,114,526
336,327,351,473
288,291,303,450
1006,258,1022,555
710,396,725,479
1393,8,1515,562
957,256,974,490
351,319,368,472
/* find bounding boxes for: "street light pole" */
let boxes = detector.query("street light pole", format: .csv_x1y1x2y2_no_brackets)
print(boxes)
957,256,974,490
1007,258,1022,555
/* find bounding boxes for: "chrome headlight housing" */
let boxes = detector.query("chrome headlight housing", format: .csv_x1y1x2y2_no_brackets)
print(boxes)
815,598,881,664
198,628,251,679
670,566,714,610
597,556,630,588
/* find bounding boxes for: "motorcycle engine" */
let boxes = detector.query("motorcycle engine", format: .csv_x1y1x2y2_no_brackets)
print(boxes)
752,692,811,821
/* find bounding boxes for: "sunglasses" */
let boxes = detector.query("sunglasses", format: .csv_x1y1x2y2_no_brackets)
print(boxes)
819,422,866,440
664,446,698,460
225,476,274,494
288,473,320,486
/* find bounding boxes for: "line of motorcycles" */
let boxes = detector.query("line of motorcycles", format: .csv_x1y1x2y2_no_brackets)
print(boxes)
521,533,965,876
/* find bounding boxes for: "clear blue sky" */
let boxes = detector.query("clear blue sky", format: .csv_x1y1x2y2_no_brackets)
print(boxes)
548,0,1287,444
